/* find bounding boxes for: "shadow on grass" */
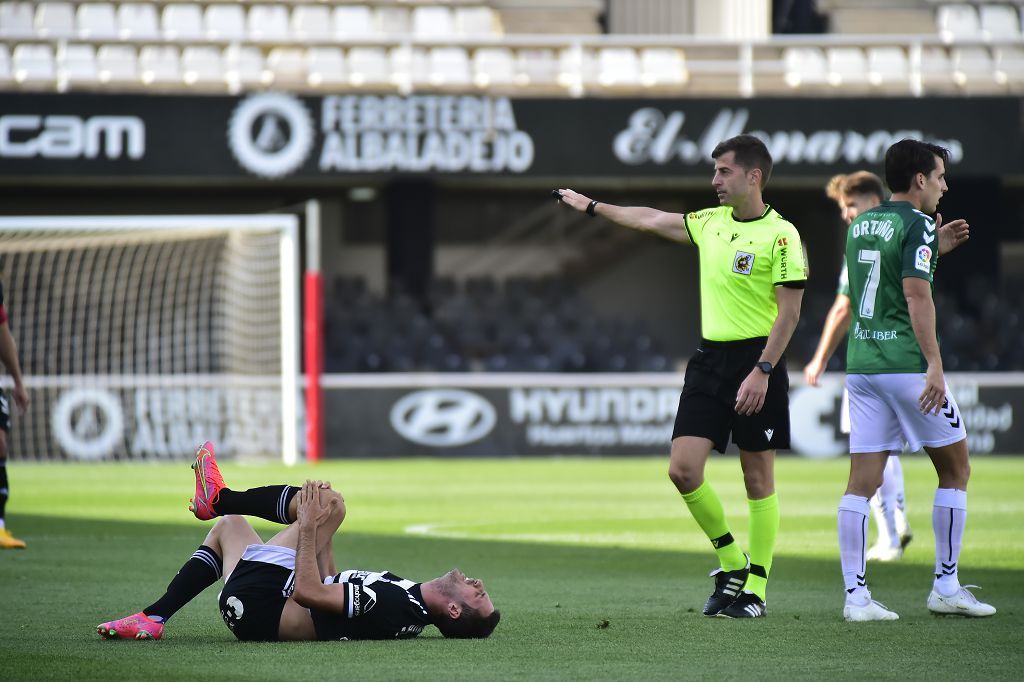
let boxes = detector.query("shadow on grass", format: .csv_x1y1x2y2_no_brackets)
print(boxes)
2,514,1022,681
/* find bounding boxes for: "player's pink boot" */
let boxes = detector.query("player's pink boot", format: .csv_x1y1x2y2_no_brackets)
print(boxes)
189,440,227,521
97,612,164,640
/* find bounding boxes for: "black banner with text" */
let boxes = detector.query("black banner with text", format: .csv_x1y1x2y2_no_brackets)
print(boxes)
1,93,1019,182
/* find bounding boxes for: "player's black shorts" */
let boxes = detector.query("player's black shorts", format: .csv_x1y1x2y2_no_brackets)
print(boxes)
672,337,790,453
0,389,10,433
218,544,296,642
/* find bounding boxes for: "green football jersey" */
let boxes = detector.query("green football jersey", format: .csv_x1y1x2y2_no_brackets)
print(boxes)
845,200,937,374
683,205,807,342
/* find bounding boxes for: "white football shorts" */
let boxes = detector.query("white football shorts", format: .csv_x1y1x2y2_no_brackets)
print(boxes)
846,373,967,454
840,386,850,435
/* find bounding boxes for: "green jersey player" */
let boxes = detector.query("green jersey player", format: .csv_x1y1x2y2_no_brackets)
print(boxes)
837,139,994,622
806,171,970,563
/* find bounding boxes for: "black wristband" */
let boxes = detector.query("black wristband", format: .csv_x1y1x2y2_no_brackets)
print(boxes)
586,200,599,216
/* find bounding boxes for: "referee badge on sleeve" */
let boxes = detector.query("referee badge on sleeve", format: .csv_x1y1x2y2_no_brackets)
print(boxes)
733,251,755,275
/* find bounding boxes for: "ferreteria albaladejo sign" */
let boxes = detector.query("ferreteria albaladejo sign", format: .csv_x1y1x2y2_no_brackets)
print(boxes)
0,93,1018,181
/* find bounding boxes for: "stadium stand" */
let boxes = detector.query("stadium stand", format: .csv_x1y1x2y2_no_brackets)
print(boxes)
1,1,1021,95
325,275,673,373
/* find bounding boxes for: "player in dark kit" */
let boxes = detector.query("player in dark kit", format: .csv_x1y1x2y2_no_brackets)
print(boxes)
97,442,500,641
0,278,30,549
556,135,806,618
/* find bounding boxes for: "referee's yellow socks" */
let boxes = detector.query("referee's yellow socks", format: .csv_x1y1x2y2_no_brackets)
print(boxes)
745,493,780,601
681,481,747,572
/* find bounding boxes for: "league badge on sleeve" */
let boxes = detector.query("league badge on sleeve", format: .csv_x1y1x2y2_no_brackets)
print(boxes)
915,245,933,273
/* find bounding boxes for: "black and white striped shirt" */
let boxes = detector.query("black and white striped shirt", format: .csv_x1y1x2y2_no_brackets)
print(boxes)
310,570,434,641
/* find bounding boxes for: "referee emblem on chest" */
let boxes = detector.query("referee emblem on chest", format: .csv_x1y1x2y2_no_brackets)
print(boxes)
733,251,755,275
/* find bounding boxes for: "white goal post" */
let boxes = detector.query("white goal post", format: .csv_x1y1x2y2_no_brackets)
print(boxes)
0,214,300,464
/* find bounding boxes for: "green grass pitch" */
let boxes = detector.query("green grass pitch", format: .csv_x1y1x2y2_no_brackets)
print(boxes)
2,456,1022,681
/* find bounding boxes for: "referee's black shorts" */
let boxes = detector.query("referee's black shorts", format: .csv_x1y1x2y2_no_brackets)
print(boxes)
672,337,790,453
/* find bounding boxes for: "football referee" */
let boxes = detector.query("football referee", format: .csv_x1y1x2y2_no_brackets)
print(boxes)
556,134,806,618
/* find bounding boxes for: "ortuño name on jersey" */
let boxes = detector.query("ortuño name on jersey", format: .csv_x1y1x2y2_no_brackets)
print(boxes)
850,218,895,241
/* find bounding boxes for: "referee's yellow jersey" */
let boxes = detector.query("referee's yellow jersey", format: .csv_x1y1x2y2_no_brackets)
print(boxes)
683,205,807,342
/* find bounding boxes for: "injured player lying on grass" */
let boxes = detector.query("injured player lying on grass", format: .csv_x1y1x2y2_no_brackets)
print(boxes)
97,441,500,642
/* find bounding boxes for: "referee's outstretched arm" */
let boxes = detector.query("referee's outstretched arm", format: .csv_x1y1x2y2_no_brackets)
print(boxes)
555,188,690,245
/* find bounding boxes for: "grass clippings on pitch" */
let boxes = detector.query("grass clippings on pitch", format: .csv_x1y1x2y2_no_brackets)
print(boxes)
1,456,1022,681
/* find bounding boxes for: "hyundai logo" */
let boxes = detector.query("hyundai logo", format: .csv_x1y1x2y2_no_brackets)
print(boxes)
389,389,496,448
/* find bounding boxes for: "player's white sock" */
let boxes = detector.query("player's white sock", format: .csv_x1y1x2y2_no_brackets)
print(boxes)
839,494,871,600
869,494,897,549
888,456,910,537
932,488,967,597
874,459,900,549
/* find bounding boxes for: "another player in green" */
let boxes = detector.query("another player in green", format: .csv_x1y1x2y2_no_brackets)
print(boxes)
838,139,995,621
556,134,806,618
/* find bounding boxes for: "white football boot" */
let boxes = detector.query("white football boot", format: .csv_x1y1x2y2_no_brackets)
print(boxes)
927,585,996,617
844,595,900,622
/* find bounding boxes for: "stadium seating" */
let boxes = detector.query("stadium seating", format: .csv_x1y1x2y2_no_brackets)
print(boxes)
1,1,1020,96
34,2,75,40
76,2,119,40
181,45,223,86
332,5,374,38
224,44,269,91
866,46,909,87
291,5,333,42
783,47,828,88
60,43,99,86
979,3,1021,40
936,3,982,42
325,275,675,373
426,46,472,86
412,5,455,37
596,47,642,87
347,46,391,86
826,47,869,87
472,47,518,86
116,3,160,40
639,47,688,87
160,4,203,41
248,4,291,43
0,2,35,39
12,43,56,84
995,45,1024,84
139,45,182,85
203,4,245,41
306,47,348,87
96,43,137,84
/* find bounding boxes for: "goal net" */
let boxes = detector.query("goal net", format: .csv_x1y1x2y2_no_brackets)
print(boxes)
0,215,300,464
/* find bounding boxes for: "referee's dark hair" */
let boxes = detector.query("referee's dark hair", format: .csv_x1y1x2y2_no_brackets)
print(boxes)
436,605,502,639
842,171,887,201
712,134,773,189
885,139,950,194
